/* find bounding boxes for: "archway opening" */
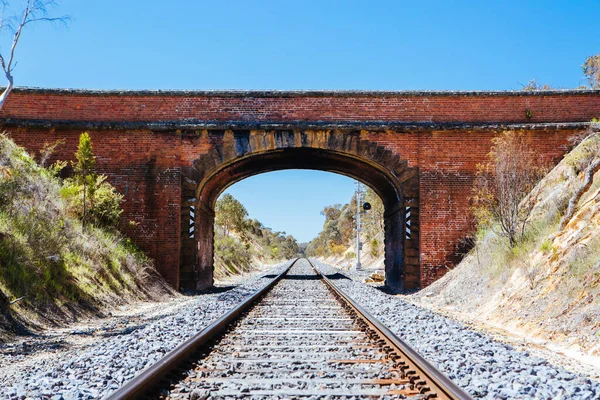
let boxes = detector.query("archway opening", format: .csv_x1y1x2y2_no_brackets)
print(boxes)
181,139,419,293
211,170,386,280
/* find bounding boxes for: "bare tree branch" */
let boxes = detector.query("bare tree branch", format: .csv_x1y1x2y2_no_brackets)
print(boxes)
471,131,549,247
560,136,600,230
0,0,68,109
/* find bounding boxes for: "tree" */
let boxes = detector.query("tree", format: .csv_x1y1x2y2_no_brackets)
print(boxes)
321,204,342,221
61,133,123,229
73,132,95,229
215,193,248,235
521,79,553,90
0,1,68,109
582,53,600,89
363,187,384,235
73,132,95,182
472,131,549,247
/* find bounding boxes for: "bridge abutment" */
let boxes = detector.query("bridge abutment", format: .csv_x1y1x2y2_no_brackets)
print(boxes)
384,205,406,292
193,202,215,291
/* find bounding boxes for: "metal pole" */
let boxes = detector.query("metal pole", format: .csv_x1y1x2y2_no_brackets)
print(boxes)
356,181,362,270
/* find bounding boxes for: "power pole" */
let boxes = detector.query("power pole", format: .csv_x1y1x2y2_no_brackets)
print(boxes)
355,181,362,270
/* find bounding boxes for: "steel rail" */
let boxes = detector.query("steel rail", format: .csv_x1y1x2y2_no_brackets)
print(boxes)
105,258,298,400
309,259,473,400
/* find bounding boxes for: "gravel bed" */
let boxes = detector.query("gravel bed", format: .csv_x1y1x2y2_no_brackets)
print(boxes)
0,261,292,400
166,259,406,399
312,259,600,399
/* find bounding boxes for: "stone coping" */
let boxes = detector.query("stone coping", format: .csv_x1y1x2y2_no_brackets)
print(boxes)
7,86,600,97
0,118,591,131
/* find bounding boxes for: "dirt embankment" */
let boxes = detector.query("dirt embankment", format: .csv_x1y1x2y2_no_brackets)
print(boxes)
411,128,600,366
0,135,175,340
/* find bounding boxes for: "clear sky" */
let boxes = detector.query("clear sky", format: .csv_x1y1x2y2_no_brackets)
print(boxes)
7,0,599,241
223,171,357,243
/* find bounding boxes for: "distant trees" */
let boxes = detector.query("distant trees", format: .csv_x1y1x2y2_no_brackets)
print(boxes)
306,204,347,257
321,204,343,221
363,188,384,257
213,193,300,275
215,193,248,236
471,131,549,247
520,52,600,90
0,1,68,109
582,53,600,89
521,79,554,90
305,187,384,259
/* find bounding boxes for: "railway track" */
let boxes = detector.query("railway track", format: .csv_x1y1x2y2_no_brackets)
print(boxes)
107,259,471,399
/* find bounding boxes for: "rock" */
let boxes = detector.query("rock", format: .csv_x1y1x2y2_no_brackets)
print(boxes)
189,389,210,400
369,272,385,282
0,261,294,399
310,259,600,400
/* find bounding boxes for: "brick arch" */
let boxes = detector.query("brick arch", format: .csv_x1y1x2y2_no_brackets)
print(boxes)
180,130,419,292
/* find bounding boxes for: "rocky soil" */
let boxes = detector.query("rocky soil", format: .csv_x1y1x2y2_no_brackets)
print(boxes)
410,130,600,364
313,259,600,400
4,257,600,399
0,261,292,399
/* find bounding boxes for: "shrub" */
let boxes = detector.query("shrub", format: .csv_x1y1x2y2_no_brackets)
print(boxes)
370,238,380,257
540,239,552,253
214,232,252,273
328,243,347,256
472,131,549,247
0,134,160,317
61,175,123,229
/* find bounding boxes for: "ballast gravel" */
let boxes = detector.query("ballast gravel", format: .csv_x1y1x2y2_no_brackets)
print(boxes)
311,259,600,400
166,260,408,399
3,258,599,399
0,261,291,400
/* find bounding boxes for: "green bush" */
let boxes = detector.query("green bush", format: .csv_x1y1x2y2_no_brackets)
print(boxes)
61,175,123,229
305,186,384,260
214,232,253,273
213,193,301,276
0,134,160,320
370,238,380,257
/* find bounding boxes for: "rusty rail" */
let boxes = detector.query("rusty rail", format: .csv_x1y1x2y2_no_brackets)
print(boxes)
309,259,472,400
107,257,471,399
105,259,297,400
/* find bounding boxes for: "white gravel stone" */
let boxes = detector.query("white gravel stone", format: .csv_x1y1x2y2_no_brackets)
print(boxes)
0,261,291,399
312,259,600,400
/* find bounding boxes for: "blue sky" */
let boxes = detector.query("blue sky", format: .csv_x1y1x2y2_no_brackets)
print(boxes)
7,0,599,241
224,171,356,243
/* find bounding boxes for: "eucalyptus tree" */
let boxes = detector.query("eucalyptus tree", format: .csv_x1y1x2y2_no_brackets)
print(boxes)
0,0,68,109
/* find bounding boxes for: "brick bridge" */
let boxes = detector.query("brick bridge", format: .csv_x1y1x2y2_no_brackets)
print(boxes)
2,88,599,292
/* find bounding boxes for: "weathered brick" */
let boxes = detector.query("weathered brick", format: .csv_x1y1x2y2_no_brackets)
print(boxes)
2,88,596,290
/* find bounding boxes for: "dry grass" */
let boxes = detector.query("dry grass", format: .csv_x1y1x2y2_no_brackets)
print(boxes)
0,135,174,334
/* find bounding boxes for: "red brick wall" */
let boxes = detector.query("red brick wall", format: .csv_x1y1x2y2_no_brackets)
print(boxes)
2,89,595,289
2,89,600,124
5,128,183,286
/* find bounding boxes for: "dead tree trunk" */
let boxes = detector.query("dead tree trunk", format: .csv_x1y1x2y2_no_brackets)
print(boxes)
560,158,600,230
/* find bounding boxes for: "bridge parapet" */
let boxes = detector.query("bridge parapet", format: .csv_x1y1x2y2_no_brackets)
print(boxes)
1,88,600,126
